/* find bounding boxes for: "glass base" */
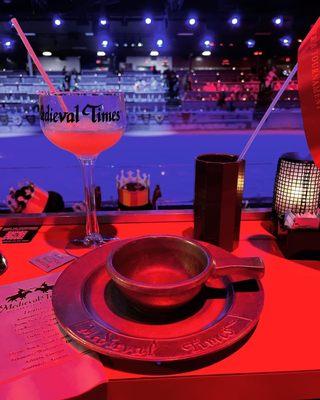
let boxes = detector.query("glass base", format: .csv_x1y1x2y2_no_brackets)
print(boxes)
71,233,118,247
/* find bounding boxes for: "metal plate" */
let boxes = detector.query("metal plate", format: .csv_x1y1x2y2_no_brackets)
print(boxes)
53,240,264,362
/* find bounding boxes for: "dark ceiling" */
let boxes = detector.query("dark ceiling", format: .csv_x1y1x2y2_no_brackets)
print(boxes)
0,0,318,68
0,0,312,18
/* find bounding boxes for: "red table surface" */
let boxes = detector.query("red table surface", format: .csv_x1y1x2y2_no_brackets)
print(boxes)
1,217,320,400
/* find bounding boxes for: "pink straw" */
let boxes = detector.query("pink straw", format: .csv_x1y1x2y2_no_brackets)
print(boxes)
11,18,67,111
238,63,298,161
11,18,57,93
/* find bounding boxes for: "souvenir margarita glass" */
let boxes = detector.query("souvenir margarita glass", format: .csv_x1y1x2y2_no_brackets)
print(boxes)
39,91,126,246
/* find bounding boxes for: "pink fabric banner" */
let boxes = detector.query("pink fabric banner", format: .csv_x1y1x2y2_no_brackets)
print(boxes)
298,18,320,168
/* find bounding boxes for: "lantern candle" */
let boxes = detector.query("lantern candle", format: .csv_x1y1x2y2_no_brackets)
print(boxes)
273,153,320,217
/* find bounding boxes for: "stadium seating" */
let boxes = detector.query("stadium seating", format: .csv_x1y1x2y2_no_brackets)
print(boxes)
0,69,300,135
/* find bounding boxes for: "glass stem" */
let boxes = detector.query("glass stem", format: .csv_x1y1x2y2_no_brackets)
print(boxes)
80,158,100,237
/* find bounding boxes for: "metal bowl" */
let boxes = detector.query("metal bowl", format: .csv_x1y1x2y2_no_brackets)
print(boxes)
106,235,215,311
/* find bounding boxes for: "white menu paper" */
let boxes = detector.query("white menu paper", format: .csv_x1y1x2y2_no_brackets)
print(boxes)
0,272,106,400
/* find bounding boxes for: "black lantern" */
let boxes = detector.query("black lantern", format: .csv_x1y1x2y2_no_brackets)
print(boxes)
273,153,320,216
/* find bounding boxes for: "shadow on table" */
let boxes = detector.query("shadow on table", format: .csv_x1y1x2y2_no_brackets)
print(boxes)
248,233,320,272
68,383,107,400
98,327,256,375
43,224,118,250
247,234,282,257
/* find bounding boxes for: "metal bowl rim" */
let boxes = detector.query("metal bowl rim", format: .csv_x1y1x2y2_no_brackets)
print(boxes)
106,235,215,294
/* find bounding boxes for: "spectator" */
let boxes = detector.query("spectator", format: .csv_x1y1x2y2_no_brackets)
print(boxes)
265,66,278,89
217,92,227,109
151,65,158,74
63,70,71,91
184,73,193,91
71,68,80,91
164,69,180,102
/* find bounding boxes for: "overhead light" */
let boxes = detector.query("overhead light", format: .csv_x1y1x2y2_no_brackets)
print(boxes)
53,17,62,27
85,32,94,36
102,40,108,47
202,50,211,56
42,51,52,56
123,43,128,47
99,18,107,26
273,16,283,26
131,43,135,47
156,39,163,47
150,50,159,56
246,39,256,48
230,16,240,26
115,42,119,47
204,39,214,48
137,42,143,47
145,17,152,25
97,51,106,56
280,36,292,47
188,17,196,26
4,40,12,48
